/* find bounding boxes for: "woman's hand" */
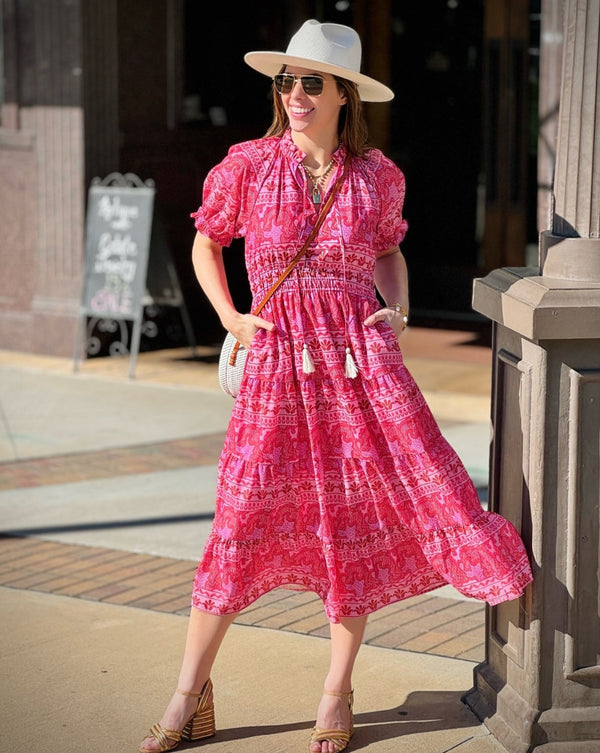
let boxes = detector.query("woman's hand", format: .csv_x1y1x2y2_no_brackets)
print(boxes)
224,312,276,350
364,306,408,337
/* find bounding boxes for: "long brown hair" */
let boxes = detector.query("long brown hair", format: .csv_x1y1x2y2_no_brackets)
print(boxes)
264,72,370,158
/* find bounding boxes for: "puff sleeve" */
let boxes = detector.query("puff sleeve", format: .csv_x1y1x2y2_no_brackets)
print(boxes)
191,144,258,247
373,156,409,256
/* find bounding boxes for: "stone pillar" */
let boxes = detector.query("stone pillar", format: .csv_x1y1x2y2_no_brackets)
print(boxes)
536,0,563,236
463,1,600,751
0,0,120,356
17,0,86,356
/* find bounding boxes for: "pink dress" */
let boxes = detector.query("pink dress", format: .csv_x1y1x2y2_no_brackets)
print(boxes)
191,130,532,622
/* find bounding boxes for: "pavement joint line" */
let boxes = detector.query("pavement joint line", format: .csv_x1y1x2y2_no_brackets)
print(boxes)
0,433,226,490
0,534,484,662
369,596,481,646
428,630,485,656
364,596,463,640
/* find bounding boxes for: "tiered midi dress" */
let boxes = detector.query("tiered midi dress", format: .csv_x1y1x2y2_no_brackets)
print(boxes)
190,130,532,622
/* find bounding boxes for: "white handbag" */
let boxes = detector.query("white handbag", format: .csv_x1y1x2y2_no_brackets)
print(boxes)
218,332,247,398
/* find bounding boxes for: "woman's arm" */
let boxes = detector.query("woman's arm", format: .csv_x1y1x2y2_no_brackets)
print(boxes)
192,232,275,349
363,247,410,337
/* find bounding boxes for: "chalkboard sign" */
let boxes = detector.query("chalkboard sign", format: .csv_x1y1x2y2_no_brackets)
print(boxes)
81,174,155,319
74,172,155,377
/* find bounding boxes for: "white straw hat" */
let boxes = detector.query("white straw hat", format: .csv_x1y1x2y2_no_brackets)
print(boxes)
244,19,394,103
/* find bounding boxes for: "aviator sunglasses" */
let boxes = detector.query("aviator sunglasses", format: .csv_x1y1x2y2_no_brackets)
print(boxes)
273,73,325,96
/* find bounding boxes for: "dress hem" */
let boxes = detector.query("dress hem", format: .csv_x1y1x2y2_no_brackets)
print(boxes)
190,569,528,624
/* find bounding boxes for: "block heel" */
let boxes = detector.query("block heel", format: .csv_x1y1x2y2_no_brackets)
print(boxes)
139,678,215,752
181,679,216,741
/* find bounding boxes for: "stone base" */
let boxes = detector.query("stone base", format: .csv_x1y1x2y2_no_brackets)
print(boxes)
536,706,600,748
471,239,600,751
465,656,600,751
463,663,536,753
472,265,600,340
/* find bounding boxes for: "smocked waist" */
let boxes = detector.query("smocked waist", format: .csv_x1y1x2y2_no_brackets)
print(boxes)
250,271,375,304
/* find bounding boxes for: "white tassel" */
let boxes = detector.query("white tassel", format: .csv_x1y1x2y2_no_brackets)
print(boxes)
344,347,358,378
302,343,316,374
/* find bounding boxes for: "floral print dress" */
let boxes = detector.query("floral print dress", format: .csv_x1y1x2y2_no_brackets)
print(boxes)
190,130,532,622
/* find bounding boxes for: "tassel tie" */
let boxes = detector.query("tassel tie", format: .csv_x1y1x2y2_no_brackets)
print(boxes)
301,343,358,378
302,343,316,374
298,155,358,379
344,347,358,379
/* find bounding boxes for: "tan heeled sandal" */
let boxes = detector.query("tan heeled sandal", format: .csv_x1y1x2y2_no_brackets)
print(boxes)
308,689,354,752
139,678,216,752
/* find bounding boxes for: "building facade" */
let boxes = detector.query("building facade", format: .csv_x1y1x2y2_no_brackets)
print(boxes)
0,0,551,356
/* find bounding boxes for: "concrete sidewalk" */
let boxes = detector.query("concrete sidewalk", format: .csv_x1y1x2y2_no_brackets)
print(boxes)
0,327,505,753
2,587,504,753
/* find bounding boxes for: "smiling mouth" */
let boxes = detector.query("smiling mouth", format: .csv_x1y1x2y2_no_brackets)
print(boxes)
290,106,313,117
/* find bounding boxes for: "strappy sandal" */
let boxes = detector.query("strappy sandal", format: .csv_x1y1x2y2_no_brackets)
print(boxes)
139,678,216,752
308,689,354,752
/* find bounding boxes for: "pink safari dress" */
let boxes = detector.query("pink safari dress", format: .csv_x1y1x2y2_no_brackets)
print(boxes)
190,130,532,622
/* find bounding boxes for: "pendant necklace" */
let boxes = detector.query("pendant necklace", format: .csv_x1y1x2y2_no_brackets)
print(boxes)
302,158,335,204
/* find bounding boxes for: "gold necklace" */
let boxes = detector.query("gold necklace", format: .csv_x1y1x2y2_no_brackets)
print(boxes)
302,158,335,204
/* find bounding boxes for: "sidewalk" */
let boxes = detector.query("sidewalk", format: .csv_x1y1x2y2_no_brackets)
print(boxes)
0,326,505,753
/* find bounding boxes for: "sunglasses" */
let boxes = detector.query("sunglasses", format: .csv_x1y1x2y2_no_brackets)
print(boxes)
273,73,325,96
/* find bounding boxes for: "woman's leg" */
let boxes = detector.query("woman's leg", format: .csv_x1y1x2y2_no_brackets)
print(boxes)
310,615,368,753
140,607,237,752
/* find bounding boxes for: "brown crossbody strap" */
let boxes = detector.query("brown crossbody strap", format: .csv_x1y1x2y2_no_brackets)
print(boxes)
229,155,349,365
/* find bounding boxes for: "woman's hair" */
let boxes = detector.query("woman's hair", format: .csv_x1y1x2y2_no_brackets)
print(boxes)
264,72,370,157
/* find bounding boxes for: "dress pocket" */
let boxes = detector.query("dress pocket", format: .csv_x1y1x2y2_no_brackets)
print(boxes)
248,327,266,351
366,318,399,349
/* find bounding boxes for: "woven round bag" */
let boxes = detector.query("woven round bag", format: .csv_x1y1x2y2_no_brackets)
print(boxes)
218,332,247,397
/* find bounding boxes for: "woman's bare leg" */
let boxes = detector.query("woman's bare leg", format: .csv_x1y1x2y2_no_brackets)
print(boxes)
309,615,368,753
140,608,237,752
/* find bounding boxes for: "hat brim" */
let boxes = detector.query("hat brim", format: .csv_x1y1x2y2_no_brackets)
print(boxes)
244,51,394,102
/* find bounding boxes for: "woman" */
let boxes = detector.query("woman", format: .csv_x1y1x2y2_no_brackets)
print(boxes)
139,19,532,753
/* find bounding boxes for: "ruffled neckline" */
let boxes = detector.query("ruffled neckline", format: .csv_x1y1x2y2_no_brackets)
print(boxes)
281,129,348,168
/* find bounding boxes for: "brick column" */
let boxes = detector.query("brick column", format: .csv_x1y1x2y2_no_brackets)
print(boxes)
464,1,600,750
0,0,120,356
